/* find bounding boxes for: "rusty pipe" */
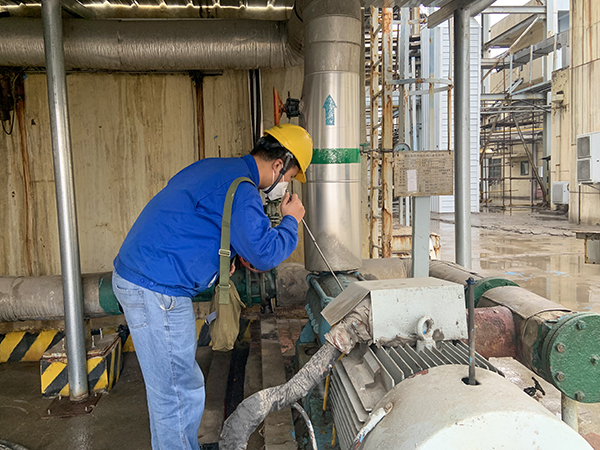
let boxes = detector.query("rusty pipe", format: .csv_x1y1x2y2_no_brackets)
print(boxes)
469,305,518,359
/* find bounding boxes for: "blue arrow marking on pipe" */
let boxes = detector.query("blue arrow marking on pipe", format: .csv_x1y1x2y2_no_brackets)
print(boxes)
323,95,337,126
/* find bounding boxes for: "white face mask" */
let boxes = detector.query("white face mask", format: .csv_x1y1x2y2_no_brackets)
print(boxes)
263,169,288,201
266,180,288,201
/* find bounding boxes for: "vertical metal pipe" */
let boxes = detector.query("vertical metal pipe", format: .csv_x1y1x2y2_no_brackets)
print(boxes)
42,0,88,401
543,0,556,202
381,6,393,258
453,7,472,269
302,0,362,271
481,14,490,95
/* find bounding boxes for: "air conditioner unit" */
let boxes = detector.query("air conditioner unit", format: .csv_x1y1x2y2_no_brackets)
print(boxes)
577,132,600,183
552,181,569,205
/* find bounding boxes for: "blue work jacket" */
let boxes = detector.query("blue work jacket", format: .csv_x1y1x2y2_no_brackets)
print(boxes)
114,154,299,297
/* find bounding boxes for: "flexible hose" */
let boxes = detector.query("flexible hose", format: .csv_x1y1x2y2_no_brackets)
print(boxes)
219,342,341,450
291,402,318,450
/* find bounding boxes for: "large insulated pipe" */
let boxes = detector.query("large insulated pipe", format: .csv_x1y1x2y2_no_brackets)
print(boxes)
42,0,88,401
0,273,121,322
302,0,362,272
0,17,302,70
453,6,472,268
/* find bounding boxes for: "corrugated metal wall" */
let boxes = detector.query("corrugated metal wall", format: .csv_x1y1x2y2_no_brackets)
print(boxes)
0,68,305,277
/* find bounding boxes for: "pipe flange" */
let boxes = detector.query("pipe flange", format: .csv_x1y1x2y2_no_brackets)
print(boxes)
541,312,600,402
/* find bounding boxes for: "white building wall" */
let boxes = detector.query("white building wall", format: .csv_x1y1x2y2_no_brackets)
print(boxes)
432,18,481,213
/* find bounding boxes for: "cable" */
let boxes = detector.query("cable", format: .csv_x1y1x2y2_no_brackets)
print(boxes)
291,402,318,450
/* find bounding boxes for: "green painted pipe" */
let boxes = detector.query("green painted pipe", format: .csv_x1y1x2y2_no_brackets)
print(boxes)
479,286,600,403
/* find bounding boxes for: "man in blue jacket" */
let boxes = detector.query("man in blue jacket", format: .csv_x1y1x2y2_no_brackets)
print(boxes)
112,124,313,450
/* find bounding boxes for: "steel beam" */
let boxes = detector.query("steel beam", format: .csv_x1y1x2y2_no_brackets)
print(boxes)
42,0,88,401
482,6,546,15
483,15,538,50
428,0,495,29
481,92,546,101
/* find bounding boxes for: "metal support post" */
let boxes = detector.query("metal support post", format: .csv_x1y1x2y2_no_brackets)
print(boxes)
467,277,476,385
400,7,410,226
42,0,89,401
381,6,393,258
561,394,578,432
411,196,431,277
453,7,472,268
482,14,490,94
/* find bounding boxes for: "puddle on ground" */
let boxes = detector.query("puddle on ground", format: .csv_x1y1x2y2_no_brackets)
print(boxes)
435,221,600,313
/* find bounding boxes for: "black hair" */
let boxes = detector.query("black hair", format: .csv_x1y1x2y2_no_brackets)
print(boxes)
250,134,300,172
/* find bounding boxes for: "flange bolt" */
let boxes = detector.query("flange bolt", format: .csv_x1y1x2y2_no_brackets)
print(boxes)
576,320,587,330
556,343,565,353
575,391,585,402
555,372,565,382
591,355,599,366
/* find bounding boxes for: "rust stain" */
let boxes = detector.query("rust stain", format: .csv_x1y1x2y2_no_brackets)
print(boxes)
468,306,518,359
407,369,429,379
15,74,35,276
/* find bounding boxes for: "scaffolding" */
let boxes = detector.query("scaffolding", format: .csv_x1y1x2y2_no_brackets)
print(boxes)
479,81,550,207
366,6,453,258
479,2,566,208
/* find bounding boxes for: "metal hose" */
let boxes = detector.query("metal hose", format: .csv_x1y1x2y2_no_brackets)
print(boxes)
219,341,341,450
291,402,318,450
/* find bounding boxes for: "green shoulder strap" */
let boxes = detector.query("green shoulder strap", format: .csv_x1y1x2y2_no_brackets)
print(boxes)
219,176,256,305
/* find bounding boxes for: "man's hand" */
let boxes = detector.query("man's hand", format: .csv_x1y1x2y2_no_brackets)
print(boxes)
281,192,305,224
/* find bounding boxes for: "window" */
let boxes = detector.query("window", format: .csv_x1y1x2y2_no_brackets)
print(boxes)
489,158,501,179
521,161,529,176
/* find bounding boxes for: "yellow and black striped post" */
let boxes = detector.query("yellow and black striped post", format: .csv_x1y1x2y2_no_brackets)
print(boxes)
40,334,122,398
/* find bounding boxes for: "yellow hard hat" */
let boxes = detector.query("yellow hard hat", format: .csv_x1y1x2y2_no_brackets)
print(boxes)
264,124,313,183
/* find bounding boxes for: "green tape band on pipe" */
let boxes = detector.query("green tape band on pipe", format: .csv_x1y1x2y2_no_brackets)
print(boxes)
98,274,123,315
311,148,360,164
473,277,519,307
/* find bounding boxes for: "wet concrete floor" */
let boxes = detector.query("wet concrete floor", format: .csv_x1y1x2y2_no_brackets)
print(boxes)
432,208,600,314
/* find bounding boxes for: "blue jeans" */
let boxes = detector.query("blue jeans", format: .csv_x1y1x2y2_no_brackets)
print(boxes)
112,270,205,450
